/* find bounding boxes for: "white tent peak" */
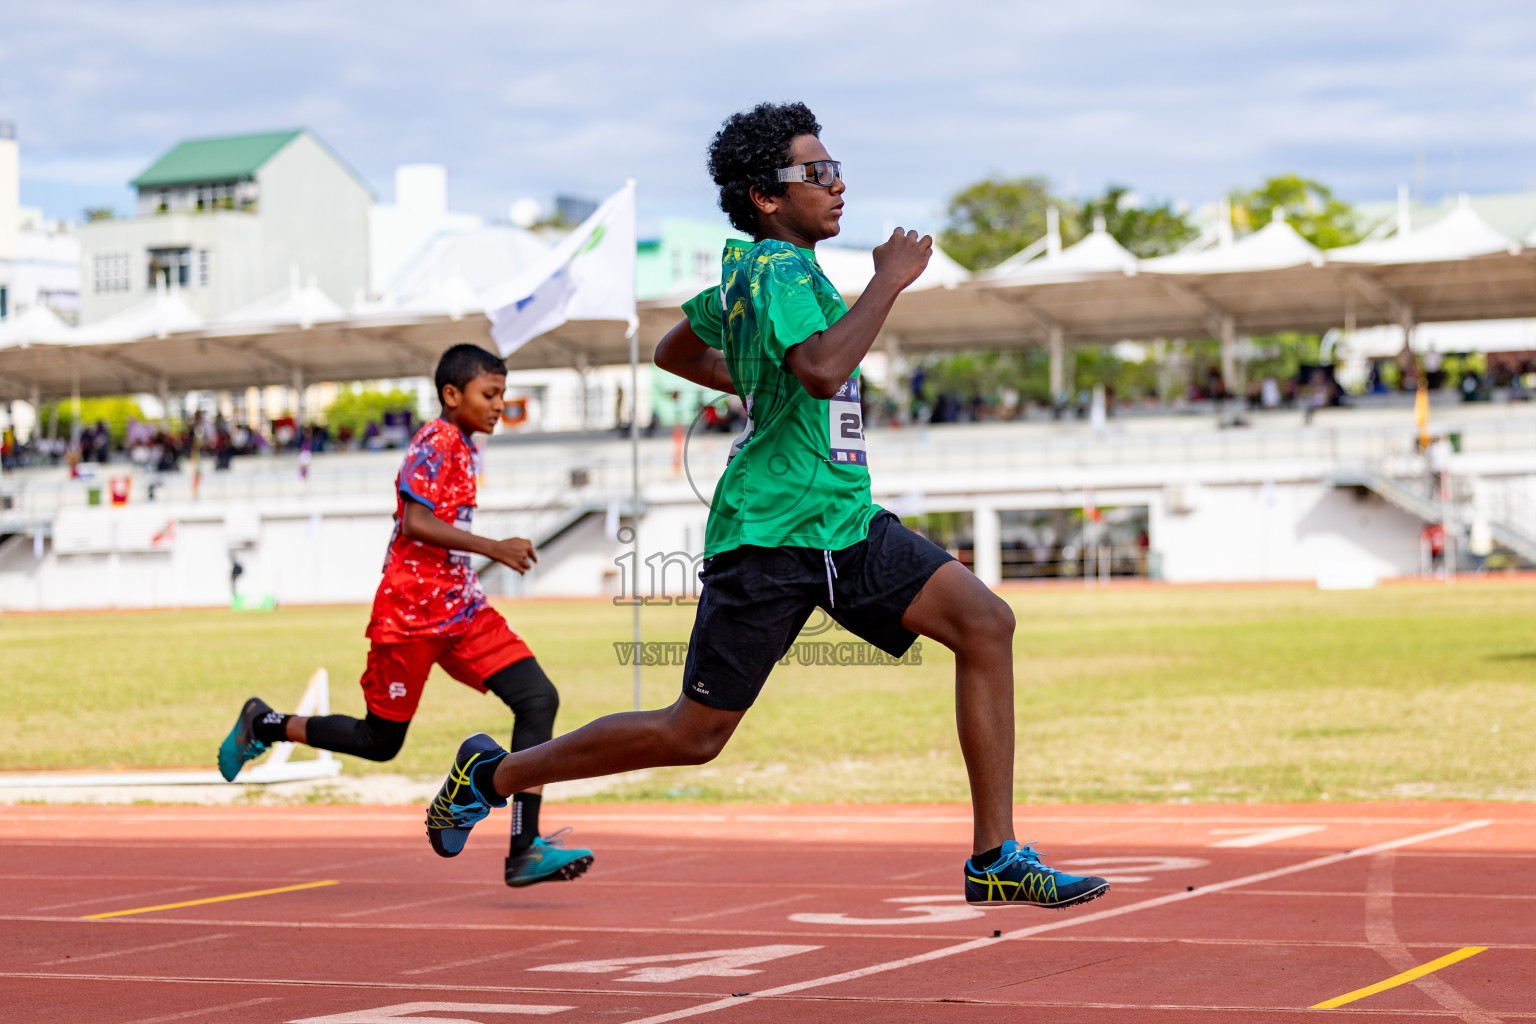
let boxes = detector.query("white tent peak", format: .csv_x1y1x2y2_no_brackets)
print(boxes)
1329,200,1520,264
0,305,75,350
220,276,345,329
988,226,1139,282
1144,214,1322,274
814,242,970,296
71,291,204,344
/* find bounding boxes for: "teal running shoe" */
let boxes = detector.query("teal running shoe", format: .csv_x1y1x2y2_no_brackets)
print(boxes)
426,733,508,858
504,828,595,888
964,841,1109,908
217,697,273,782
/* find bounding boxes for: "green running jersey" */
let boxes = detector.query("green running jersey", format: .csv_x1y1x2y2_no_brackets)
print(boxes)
682,238,878,557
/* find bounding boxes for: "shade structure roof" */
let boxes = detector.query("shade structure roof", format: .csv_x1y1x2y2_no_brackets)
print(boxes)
991,225,1139,281
1328,199,1522,264
1141,214,1325,274
219,278,346,329
5,213,1535,403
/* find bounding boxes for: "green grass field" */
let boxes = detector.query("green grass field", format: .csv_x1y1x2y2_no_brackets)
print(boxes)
2,582,1533,804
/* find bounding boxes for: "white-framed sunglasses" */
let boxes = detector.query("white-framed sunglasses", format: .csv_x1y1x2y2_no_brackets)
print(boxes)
775,160,843,188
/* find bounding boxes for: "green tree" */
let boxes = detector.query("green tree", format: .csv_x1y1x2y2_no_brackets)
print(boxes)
1229,174,1363,249
323,388,418,436
82,207,115,222
940,177,1079,271
40,396,146,444
916,344,1163,410
1075,185,1198,258
1244,332,1324,383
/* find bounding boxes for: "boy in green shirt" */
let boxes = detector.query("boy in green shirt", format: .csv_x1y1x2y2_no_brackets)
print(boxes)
426,102,1107,910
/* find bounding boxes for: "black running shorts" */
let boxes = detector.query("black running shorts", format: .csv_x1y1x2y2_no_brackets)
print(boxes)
680,510,956,712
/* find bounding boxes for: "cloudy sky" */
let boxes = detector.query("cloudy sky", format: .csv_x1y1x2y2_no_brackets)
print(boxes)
4,0,1533,244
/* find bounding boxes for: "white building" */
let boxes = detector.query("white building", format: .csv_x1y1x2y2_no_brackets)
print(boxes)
368,164,483,296
8,207,81,323
0,120,18,321
0,122,80,386
78,129,372,324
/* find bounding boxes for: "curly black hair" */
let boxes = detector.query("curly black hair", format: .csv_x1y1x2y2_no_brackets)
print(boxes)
707,102,822,235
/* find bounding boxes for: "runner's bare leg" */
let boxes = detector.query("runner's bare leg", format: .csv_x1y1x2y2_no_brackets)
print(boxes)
900,560,1018,855
489,697,746,797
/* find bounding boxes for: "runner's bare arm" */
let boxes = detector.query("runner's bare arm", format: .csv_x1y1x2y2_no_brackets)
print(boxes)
401,500,536,573
654,319,736,395
785,228,931,399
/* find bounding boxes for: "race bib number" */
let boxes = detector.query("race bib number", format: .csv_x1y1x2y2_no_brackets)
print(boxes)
828,377,866,466
449,506,474,565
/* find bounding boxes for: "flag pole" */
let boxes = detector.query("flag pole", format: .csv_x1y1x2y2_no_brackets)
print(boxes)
626,179,642,712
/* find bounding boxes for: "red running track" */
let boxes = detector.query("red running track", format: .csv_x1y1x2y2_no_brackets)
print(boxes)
2,802,1533,1023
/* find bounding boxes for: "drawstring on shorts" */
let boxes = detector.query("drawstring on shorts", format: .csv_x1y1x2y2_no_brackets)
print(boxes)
823,549,838,609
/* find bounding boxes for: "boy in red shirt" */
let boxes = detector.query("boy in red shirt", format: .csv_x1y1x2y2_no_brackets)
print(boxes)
218,343,593,888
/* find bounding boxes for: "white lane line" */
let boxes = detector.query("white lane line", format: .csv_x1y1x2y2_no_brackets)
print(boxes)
616,819,1495,1024
1364,853,1503,1024
671,895,814,924
335,891,480,919
401,939,580,976
32,885,202,912
721,814,1515,827
5,970,1536,1018
1208,825,1327,848
38,932,233,966
0,970,721,998
118,997,278,1024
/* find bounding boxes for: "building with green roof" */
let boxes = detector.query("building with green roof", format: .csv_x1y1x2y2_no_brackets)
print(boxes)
80,128,371,325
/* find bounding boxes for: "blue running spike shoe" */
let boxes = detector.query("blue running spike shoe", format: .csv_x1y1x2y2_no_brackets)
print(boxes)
964,841,1110,909
426,733,509,858
217,696,273,782
505,828,595,888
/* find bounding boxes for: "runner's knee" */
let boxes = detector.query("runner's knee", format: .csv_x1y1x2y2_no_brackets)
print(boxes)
663,705,737,765
484,658,560,752
672,728,731,765
956,591,1015,651
982,594,1016,638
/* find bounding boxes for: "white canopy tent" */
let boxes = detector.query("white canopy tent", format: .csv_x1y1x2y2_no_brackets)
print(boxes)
4,204,1535,406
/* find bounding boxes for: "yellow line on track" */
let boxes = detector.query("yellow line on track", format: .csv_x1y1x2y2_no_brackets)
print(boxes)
81,880,339,920
1311,947,1487,1009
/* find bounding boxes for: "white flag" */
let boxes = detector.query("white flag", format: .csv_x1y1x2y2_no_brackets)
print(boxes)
485,180,637,357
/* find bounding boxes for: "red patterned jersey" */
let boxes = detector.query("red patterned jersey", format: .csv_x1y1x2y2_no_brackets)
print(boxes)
366,418,488,643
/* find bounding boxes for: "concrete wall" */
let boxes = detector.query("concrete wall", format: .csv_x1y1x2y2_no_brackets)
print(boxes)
78,212,263,323
6,414,1535,610
256,133,371,310
0,470,1446,611
1151,480,1423,583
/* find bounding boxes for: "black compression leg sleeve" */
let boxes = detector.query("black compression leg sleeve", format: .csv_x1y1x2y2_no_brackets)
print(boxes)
483,658,559,753
303,712,410,762
484,658,559,858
